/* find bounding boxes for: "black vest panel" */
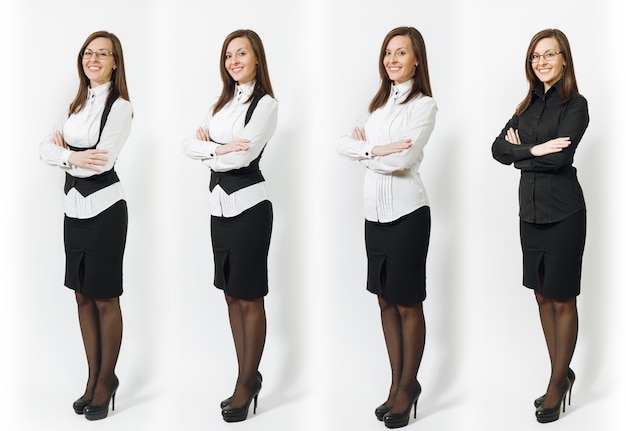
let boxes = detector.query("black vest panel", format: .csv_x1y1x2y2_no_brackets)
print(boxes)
208,93,268,195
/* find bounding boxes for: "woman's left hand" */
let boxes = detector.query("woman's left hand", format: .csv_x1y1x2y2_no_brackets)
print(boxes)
352,127,366,141
53,131,68,149
505,127,521,145
196,127,211,142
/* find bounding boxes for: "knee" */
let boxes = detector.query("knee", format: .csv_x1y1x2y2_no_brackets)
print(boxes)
534,291,551,308
225,294,239,307
239,298,264,315
75,292,95,308
94,298,120,315
396,302,423,320
378,296,396,313
552,298,577,315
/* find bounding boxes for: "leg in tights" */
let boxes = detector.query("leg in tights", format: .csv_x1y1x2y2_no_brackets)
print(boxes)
378,296,403,407
75,295,123,406
226,294,266,408
389,302,425,414
537,293,578,409
91,298,123,406
75,292,101,403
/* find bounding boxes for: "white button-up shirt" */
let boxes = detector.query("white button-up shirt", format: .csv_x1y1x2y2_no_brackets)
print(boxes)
39,82,133,219
338,80,437,222
183,81,278,217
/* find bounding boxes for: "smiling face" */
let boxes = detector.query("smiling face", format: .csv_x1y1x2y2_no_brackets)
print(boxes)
225,37,257,85
532,37,565,91
383,35,418,85
82,37,116,88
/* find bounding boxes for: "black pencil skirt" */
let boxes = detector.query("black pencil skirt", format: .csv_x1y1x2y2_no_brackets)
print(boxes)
365,206,431,305
64,200,128,299
211,200,273,300
520,209,586,299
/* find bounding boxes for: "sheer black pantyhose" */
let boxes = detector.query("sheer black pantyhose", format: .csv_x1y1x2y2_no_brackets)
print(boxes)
225,294,266,408
379,296,426,415
535,291,578,408
75,292,123,406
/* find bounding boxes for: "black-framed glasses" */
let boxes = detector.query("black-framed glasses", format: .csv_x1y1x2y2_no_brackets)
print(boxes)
529,50,562,63
82,49,113,60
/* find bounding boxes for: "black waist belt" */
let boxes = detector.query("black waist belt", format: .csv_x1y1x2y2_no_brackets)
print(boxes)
209,152,264,195
64,170,120,197
64,144,119,197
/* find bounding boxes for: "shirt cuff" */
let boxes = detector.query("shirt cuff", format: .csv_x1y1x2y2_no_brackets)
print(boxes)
207,141,220,158
61,148,72,167
363,143,375,158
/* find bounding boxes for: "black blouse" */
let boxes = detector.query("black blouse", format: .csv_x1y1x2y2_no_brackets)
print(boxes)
492,82,589,224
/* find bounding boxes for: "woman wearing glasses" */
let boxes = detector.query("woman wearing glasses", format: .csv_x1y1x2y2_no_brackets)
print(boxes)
492,29,588,423
338,27,436,428
183,29,276,423
39,31,132,421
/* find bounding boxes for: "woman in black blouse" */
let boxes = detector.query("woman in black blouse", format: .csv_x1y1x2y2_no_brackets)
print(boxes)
492,29,588,424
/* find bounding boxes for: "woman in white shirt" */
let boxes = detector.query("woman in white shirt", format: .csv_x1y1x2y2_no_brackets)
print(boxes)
183,29,277,423
338,26,437,429
39,31,133,421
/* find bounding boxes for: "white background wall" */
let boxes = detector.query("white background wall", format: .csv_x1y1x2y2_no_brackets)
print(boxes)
1,0,623,430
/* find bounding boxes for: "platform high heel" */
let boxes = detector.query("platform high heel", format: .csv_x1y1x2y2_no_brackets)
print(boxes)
72,396,91,415
535,379,570,424
534,367,575,408
375,403,392,421
383,381,421,429
84,376,119,421
220,371,263,409
221,379,262,422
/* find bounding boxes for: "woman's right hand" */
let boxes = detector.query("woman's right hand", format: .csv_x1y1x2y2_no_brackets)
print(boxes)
68,149,109,172
531,137,571,157
215,139,250,155
372,139,412,156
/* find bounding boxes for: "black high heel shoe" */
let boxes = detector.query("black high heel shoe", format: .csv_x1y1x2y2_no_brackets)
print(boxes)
535,379,571,424
534,368,575,408
84,376,119,421
220,371,263,409
383,381,421,429
72,397,91,415
375,403,392,421
221,379,262,422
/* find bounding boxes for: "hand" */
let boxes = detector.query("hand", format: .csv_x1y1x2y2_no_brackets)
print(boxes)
68,149,109,172
505,128,521,145
53,131,68,148
352,127,366,141
530,137,571,156
215,139,250,155
372,139,412,156
196,127,211,141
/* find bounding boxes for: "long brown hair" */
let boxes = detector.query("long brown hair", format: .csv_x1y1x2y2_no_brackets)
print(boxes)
515,29,579,115
212,29,275,115
69,31,130,115
369,26,432,113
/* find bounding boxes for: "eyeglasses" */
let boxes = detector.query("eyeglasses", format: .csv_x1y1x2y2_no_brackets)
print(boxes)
529,50,562,63
82,49,113,60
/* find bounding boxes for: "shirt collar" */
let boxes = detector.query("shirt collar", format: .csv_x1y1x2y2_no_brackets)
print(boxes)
391,80,413,103
235,81,255,103
532,79,561,99
88,81,112,101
